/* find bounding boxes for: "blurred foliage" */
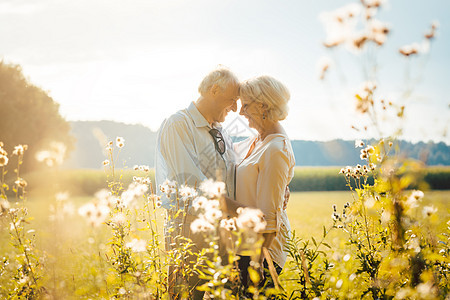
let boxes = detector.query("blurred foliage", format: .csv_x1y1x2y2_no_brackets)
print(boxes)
0,61,74,173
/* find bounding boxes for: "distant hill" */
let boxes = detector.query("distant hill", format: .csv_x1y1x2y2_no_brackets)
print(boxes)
63,121,157,169
63,121,450,169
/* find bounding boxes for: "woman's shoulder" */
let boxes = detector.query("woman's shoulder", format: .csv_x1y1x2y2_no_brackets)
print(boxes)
263,134,294,160
264,134,292,151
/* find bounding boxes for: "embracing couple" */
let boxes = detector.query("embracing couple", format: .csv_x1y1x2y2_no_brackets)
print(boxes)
155,66,295,299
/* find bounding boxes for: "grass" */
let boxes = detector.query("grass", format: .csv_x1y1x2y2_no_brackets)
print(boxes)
4,190,449,250
286,190,449,242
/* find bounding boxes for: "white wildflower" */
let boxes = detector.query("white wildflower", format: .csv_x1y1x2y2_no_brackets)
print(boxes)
416,282,437,298
355,139,364,148
381,210,391,225
15,178,27,188
220,218,237,231
55,192,69,202
365,197,376,208
236,207,266,232
365,145,375,155
422,205,437,217
126,238,147,252
116,137,125,148
399,43,420,57
95,189,115,207
179,185,198,200
160,179,176,195
111,212,127,226
0,154,8,167
405,190,423,211
121,183,148,208
193,196,208,211
410,190,424,201
204,207,222,223
1,200,10,213
332,212,340,221
200,179,226,199
78,202,110,227
35,142,66,167
190,217,215,233
12,144,28,156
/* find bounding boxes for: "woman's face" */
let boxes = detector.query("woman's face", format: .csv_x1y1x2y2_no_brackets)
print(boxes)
239,96,263,130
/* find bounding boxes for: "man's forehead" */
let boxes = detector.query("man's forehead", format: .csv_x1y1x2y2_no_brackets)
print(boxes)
229,83,240,95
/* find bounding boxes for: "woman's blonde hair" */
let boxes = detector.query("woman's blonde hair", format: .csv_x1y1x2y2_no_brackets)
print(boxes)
198,66,239,95
240,75,290,121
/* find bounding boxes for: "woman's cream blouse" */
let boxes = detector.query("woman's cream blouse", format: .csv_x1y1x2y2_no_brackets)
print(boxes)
235,133,295,268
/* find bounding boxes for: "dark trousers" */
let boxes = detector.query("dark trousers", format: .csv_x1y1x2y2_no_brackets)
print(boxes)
238,255,282,298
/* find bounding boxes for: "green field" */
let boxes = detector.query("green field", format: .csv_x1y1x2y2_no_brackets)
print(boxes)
3,190,449,250
16,166,450,198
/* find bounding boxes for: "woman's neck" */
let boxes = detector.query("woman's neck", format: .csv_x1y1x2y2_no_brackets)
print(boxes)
257,121,284,141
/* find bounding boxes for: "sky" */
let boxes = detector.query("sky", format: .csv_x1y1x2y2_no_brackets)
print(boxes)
1,0,449,143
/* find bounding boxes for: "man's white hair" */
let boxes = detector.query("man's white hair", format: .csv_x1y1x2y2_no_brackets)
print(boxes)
198,66,239,95
240,75,290,121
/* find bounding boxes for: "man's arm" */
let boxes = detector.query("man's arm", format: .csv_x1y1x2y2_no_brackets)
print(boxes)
219,195,247,217
158,119,207,190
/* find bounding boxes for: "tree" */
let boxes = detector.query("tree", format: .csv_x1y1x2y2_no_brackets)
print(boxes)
0,60,74,172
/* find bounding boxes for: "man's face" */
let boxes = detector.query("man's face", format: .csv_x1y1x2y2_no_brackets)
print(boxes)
213,83,239,123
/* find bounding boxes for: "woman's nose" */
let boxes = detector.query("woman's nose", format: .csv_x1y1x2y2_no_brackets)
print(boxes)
239,106,245,115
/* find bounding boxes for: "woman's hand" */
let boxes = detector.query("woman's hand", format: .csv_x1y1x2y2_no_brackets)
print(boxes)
283,185,290,210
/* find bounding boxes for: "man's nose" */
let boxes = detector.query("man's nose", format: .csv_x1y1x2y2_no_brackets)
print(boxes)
231,101,238,112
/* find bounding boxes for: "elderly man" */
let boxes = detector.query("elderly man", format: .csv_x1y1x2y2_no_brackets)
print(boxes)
155,66,240,299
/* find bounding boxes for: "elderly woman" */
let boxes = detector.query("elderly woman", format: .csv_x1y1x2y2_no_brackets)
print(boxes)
223,75,295,292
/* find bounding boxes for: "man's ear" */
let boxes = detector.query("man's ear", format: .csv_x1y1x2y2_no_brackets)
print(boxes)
210,84,220,96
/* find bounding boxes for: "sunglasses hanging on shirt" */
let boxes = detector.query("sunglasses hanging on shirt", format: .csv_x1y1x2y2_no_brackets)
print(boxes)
208,128,226,155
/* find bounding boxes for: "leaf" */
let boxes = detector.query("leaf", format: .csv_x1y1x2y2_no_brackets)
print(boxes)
323,226,327,238
311,237,317,247
322,243,331,249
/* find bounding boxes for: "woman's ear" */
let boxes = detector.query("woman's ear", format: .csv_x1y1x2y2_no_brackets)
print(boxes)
258,102,268,112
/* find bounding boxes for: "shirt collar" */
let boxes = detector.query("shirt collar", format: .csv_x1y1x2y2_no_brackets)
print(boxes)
187,102,210,128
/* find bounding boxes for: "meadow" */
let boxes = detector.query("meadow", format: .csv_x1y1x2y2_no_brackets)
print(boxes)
1,189,448,298
9,189,448,245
